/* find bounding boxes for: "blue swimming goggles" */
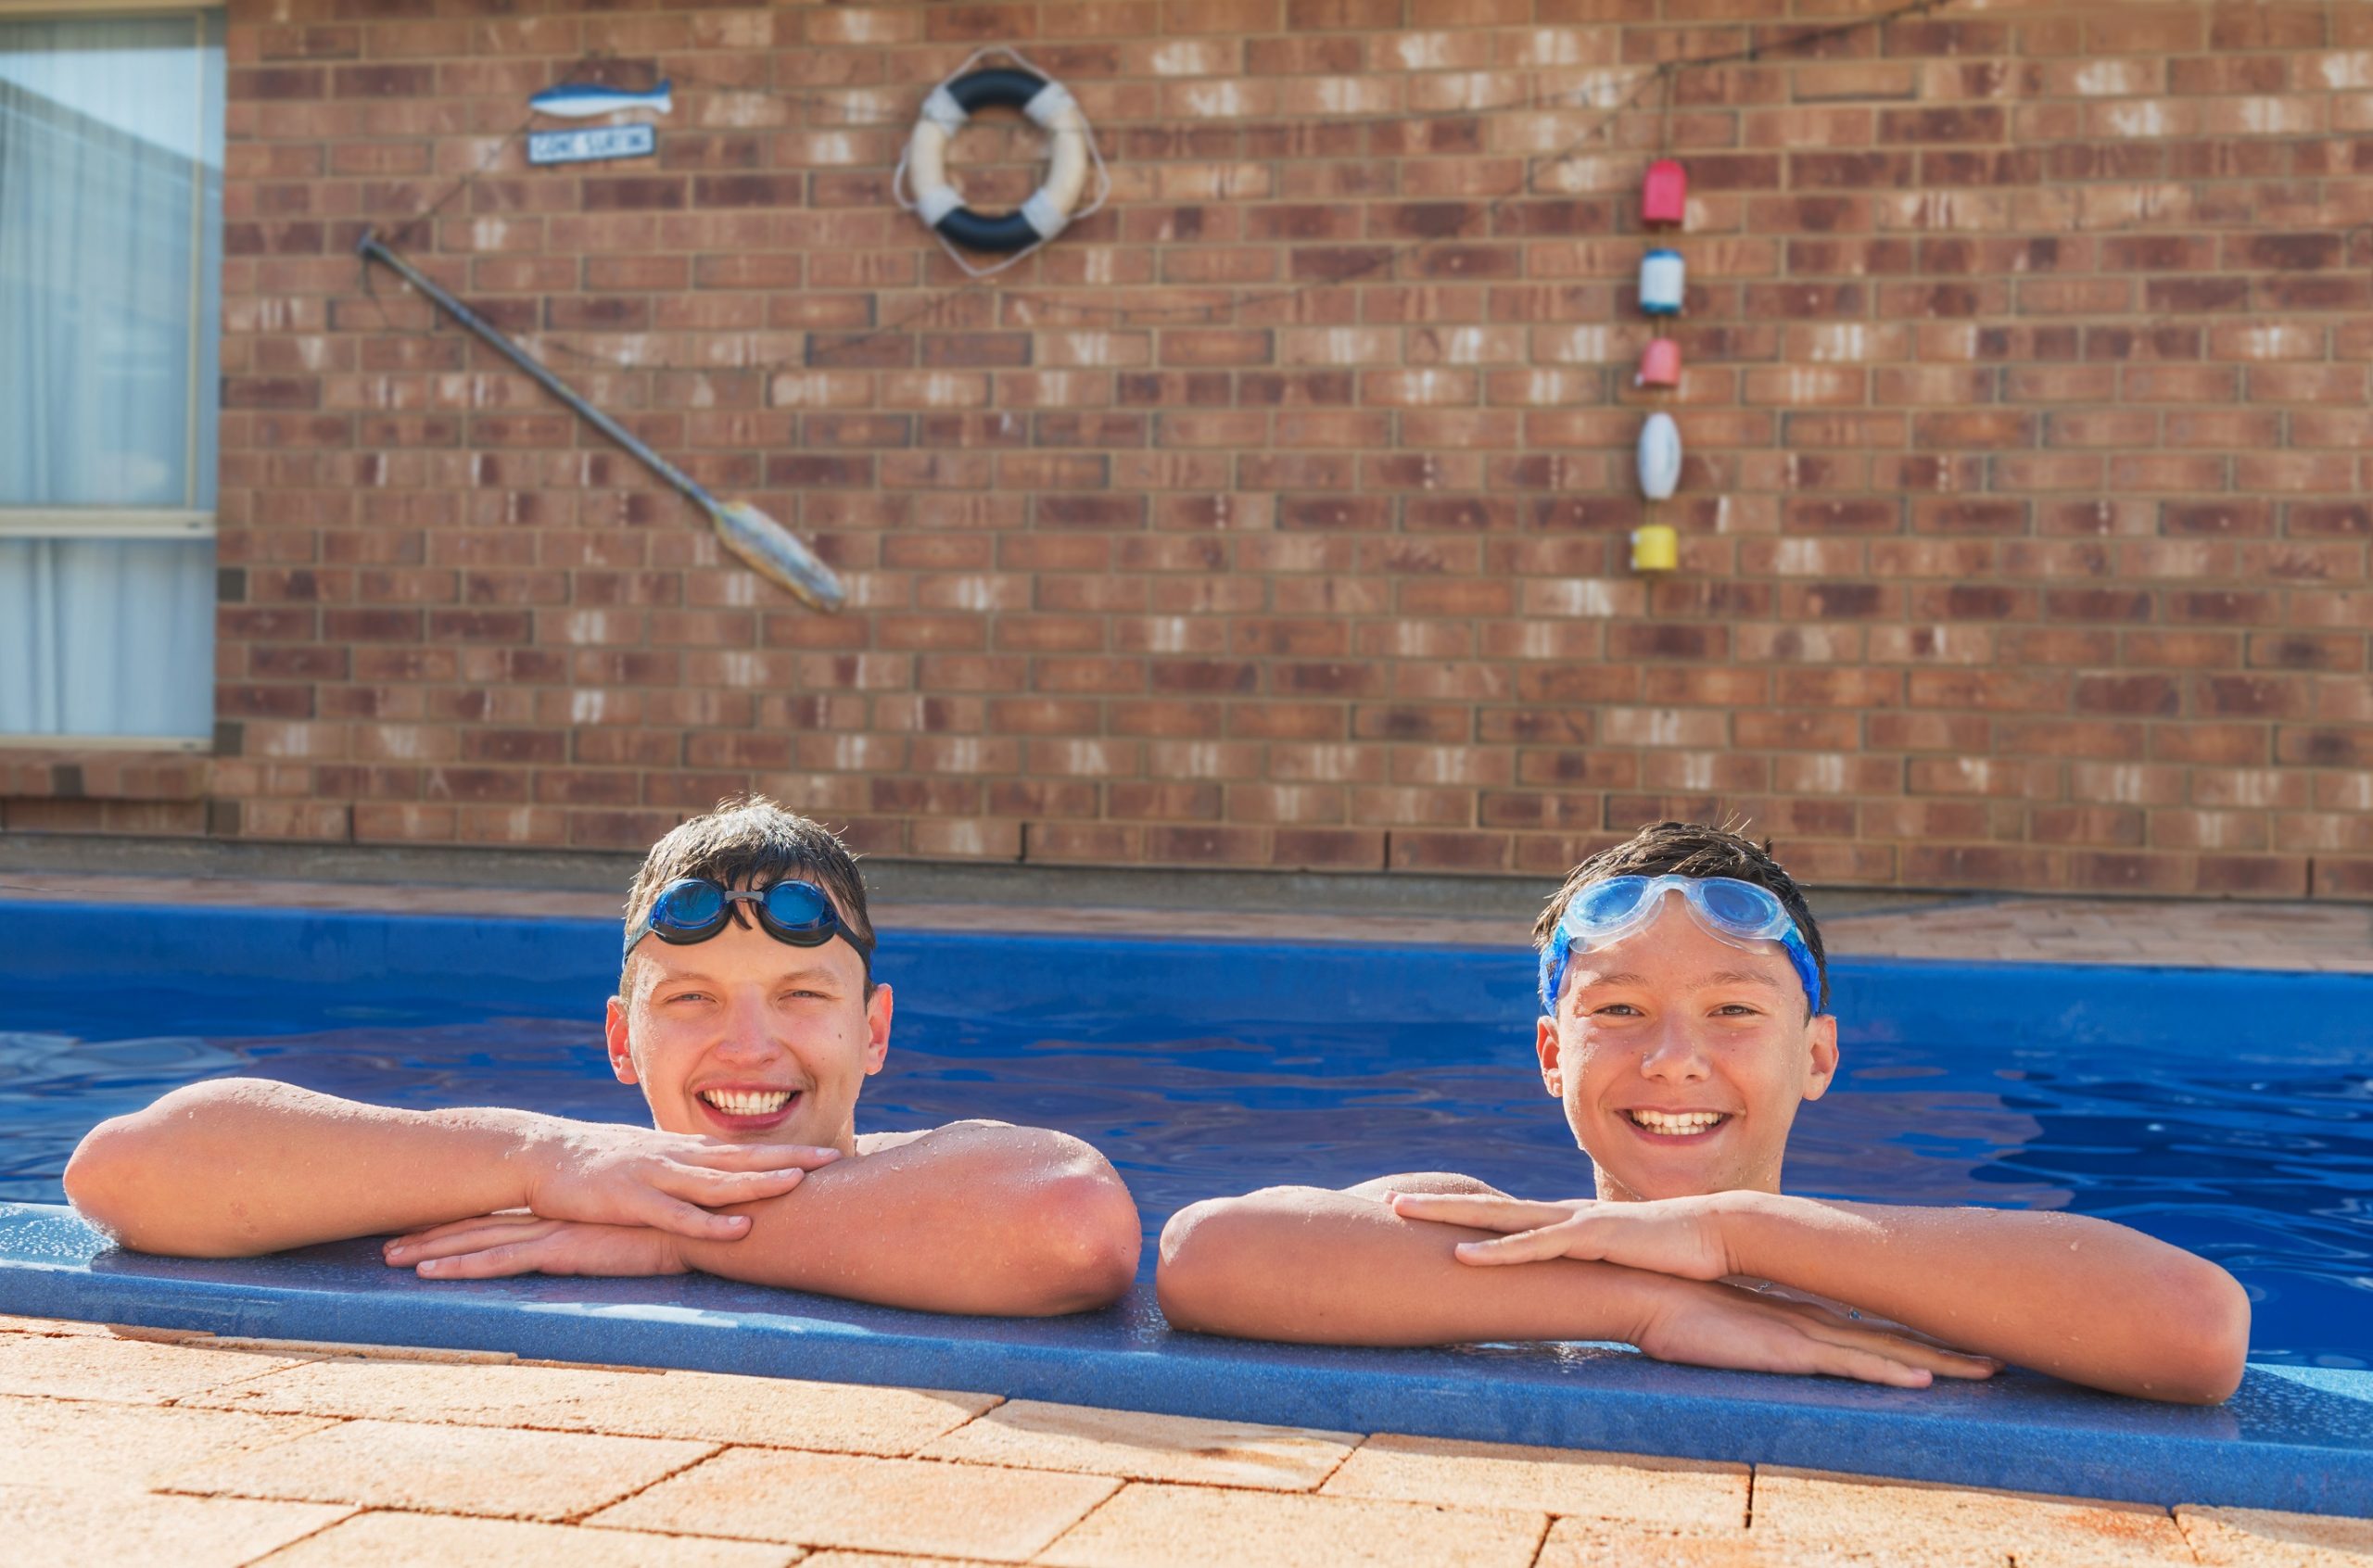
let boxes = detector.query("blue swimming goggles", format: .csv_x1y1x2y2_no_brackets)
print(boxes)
622,877,875,967
1538,874,1823,1017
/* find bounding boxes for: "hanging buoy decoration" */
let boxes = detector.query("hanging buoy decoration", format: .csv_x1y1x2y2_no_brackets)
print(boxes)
1642,158,1688,225
1640,248,1686,315
902,66,1097,255
1636,337,1681,388
1631,524,1680,573
1637,411,1682,501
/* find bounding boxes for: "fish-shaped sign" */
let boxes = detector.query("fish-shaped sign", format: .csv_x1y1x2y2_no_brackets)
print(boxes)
529,80,673,119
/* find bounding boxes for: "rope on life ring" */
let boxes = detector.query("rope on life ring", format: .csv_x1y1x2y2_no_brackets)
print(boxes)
895,47,1110,277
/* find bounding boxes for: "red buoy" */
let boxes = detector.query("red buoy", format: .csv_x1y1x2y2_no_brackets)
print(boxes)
1642,158,1687,226
1637,337,1681,388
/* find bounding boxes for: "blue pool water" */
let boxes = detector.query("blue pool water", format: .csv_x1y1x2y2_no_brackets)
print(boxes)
3,901,2368,1368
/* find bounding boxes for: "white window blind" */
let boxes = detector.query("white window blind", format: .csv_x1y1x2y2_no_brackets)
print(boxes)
0,10,222,744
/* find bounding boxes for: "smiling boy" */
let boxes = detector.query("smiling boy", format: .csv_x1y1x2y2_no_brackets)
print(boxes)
1157,821,2251,1403
65,799,1141,1316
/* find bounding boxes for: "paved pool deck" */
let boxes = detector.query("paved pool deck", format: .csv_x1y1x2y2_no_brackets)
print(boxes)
7,871,2372,1562
6,1310,2367,1567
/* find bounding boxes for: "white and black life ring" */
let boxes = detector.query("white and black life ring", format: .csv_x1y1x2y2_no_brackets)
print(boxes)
904,67,1091,254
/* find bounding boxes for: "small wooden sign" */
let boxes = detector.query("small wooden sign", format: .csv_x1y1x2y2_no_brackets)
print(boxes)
528,123,656,166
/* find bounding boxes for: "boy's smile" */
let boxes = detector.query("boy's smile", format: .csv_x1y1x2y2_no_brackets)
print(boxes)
608,911,892,1155
1539,892,1836,1204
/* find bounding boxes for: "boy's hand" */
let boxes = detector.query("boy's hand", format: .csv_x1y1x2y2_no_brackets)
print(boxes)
1632,1277,2000,1388
1389,1191,1736,1281
383,1213,689,1280
523,1122,841,1241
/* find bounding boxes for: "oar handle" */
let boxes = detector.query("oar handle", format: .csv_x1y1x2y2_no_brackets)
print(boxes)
356,231,714,511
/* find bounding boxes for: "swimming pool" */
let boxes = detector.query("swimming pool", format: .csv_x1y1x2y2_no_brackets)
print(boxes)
3,897,2370,1511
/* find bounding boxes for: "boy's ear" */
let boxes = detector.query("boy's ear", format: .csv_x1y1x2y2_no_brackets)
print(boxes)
1536,1014,1564,1097
1800,1012,1840,1103
604,993,639,1086
862,981,894,1077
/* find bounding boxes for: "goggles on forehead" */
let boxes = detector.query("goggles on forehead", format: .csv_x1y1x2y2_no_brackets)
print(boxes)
1537,874,1823,1017
622,877,875,968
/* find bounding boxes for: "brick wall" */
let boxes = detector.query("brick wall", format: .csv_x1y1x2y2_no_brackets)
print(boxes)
8,0,2370,898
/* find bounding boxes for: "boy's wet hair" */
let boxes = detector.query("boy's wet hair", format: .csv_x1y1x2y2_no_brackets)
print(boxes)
1534,820,1828,1013
620,796,874,999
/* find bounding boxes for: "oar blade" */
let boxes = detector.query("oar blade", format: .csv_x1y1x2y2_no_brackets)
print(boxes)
708,499,845,613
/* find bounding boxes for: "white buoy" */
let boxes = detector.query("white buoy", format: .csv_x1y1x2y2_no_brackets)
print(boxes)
1637,411,1681,500
1640,247,1685,315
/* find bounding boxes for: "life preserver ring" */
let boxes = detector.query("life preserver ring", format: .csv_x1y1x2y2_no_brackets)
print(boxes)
903,68,1091,254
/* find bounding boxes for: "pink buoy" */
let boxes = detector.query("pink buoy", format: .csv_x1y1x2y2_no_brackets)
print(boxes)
1636,337,1681,388
1642,158,1687,226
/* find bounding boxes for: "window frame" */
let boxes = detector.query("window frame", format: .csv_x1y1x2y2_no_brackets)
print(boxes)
0,1,223,751
0,0,222,542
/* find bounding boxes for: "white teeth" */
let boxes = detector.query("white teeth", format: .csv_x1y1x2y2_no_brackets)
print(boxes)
1628,1109,1727,1132
700,1089,793,1117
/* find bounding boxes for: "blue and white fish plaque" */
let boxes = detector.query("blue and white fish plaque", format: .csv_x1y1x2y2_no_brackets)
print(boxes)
528,122,656,166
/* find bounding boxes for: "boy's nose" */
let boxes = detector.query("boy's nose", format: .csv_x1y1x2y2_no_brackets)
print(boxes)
1636,1022,1713,1081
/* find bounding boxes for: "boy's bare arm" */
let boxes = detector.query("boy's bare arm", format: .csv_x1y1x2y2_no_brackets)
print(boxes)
1393,1190,2251,1404
1156,1185,1996,1386
386,1121,1145,1317
63,1078,833,1257
1719,1195,2249,1403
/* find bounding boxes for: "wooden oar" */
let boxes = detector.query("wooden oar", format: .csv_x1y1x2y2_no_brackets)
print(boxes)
356,231,844,612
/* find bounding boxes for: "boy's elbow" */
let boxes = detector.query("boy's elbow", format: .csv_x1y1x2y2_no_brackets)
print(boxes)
2165,1262,2252,1405
1156,1188,1303,1334
62,1115,139,1239
63,1080,263,1256
1009,1141,1142,1315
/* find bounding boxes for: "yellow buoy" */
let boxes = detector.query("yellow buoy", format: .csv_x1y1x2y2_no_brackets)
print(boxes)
1630,523,1679,573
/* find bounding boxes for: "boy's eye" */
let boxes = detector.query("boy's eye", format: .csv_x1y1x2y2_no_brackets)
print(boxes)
1591,1003,1643,1018
1713,1003,1763,1018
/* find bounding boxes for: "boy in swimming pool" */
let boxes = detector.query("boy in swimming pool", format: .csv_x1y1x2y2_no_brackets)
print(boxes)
1157,821,2251,1403
64,798,1140,1316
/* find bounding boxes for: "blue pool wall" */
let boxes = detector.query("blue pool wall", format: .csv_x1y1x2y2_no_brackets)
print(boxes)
12,896,2373,1058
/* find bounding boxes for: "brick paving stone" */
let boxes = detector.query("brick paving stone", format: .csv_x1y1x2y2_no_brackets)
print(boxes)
1320,1432,1748,1528
0,1392,331,1491
1537,1518,1838,1568
254,1510,804,1567
0,1313,112,1335
197,1356,995,1455
590,1447,1118,1561
800,1556,1009,1568
158,1416,716,1523
0,1330,310,1405
2177,1504,2373,1567
0,1485,349,1568
916,1398,1358,1490
1035,1482,1548,1568
1751,1468,2195,1567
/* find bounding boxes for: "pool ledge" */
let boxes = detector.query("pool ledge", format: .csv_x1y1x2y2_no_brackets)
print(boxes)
3,1204,2366,1517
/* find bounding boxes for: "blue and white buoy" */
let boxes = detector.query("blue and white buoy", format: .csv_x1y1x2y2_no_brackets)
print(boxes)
1640,247,1686,316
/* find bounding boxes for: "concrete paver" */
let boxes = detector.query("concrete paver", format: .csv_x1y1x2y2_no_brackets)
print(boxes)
2176,1503,2373,1566
252,1510,805,1566
197,1354,996,1455
1751,1468,2196,1566
0,1392,332,1492
159,1416,717,1522
917,1398,1358,1490
591,1447,1119,1561
0,1312,112,1335
1321,1431,1749,1528
1036,1481,1549,1568
1537,1517,1836,1568
0,1484,349,1568
0,1329,310,1405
